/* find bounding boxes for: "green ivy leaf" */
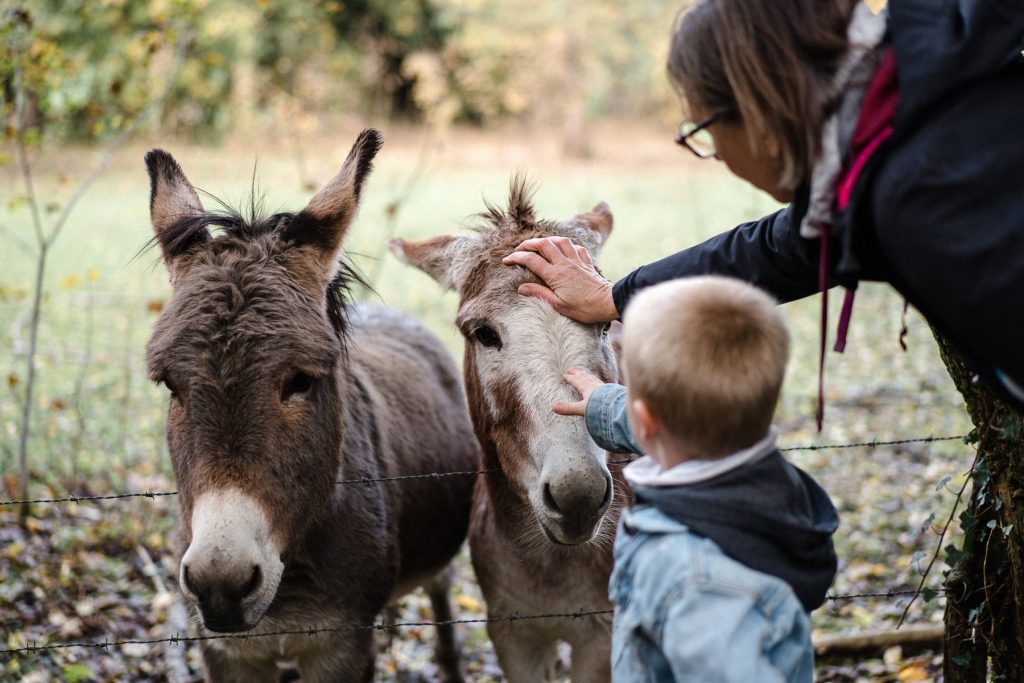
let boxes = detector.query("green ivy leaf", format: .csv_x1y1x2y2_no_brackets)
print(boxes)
62,664,93,683
920,512,936,531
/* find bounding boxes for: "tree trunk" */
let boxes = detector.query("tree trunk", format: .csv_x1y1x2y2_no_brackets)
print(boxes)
933,331,1024,681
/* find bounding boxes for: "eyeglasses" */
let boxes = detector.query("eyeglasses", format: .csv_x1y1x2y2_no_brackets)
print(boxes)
675,114,719,159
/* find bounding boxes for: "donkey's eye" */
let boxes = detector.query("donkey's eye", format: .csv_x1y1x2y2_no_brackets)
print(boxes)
282,372,315,402
159,378,181,402
473,326,503,350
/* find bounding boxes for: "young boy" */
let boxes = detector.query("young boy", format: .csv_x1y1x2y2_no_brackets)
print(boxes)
557,275,838,682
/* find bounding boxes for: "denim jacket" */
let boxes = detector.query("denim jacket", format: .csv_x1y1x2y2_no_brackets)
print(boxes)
586,383,643,455
610,506,814,682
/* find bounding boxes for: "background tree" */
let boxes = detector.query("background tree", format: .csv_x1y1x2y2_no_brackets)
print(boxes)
933,336,1024,682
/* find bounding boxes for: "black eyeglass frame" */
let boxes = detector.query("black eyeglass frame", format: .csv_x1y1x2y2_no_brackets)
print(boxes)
674,114,720,159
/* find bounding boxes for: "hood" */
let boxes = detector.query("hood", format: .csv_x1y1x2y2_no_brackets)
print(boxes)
633,450,839,612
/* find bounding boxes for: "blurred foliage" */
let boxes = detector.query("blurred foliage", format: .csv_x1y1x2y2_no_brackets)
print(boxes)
3,0,685,143
428,0,683,125
3,0,236,143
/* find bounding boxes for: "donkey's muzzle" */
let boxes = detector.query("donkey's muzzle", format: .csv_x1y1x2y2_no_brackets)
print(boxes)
179,489,285,633
539,469,613,544
182,563,263,632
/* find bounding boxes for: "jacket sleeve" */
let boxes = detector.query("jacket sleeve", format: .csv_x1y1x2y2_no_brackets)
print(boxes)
583,383,644,455
658,584,808,683
611,203,823,315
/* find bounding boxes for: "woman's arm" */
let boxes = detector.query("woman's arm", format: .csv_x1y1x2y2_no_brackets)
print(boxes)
613,204,822,314
505,195,826,321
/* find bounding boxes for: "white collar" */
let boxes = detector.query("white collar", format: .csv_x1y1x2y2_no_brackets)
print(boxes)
623,426,778,488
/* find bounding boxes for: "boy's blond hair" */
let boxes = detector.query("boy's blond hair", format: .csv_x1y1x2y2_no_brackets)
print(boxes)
622,276,789,457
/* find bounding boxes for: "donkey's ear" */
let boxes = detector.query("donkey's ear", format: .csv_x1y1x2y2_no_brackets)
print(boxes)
284,129,382,279
389,235,479,292
145,149,207,279
567,201,614,260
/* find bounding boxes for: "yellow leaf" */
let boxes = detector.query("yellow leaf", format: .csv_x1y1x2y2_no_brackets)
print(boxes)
60,274,82,290
864,0,887,13
24,517,45,535
897,662,930,682
456,594,482,613
87,267,100,283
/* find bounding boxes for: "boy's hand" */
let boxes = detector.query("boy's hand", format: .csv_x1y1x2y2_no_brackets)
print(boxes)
554,368,605,416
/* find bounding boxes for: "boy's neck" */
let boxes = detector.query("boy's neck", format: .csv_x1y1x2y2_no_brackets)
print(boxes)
647,430,773,472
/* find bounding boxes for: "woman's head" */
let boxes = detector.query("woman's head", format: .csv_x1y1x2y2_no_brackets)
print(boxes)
668,0,857,192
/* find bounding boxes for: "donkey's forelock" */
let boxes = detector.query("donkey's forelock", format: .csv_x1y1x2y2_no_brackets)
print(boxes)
144,204,367,338
477,175,539,233
472,176,607,257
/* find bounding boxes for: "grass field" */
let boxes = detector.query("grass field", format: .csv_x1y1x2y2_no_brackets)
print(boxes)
1,121,972,681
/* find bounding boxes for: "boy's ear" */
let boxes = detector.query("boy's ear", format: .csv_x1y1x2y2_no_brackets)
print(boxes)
565,201,613,261
284,129,382,285
630,397,661,447
388,234,479,292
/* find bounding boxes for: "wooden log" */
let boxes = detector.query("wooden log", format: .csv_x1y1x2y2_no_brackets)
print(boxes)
813,624,945,657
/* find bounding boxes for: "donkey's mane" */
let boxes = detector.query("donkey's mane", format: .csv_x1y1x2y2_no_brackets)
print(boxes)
470,175,600,262
145,197,368,337
477,175,543,234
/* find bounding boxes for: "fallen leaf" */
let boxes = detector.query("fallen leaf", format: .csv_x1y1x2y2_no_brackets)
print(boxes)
897,661,930,682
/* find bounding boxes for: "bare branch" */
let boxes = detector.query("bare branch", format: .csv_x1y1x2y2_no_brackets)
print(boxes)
0,222,37,257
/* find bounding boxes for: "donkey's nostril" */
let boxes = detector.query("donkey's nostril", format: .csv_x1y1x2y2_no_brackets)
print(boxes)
236,565,262,601
182,564,198,597
542,483,561,515
600,476,612,509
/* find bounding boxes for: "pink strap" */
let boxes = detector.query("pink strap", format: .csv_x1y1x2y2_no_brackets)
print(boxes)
834,288,856,353
815,48,898,429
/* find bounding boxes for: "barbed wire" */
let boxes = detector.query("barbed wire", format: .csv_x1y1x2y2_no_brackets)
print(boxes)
778,434,966,452
0,609,614,656
0,587,948,657
825,588,942,601
0,434,969,508
0,490,179,507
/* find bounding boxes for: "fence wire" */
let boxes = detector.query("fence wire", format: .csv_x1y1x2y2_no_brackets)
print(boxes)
0,434,969,508
0,587,947,657
0,435,964,660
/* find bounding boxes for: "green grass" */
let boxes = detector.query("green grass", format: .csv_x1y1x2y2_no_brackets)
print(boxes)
1,122,973,679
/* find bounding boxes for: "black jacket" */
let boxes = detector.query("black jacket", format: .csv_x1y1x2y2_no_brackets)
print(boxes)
632,450,839,612
613,0,1024,409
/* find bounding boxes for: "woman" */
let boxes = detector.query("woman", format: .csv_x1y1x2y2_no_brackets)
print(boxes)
502,0,1024,416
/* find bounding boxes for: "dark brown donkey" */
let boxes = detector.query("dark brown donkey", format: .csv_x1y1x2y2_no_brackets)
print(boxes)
390,182,629,682
144,130,478,682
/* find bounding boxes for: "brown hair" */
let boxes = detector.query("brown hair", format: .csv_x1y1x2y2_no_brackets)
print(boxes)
622,276,789,457
667,0,858,189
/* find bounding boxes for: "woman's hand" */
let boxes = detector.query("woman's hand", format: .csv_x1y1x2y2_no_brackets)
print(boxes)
502,236,618,323
553,368,606,417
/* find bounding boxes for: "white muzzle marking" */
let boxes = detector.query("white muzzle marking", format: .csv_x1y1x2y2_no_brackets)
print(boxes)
179,489,284,632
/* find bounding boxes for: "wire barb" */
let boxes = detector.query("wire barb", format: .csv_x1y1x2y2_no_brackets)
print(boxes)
0,434,967,507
